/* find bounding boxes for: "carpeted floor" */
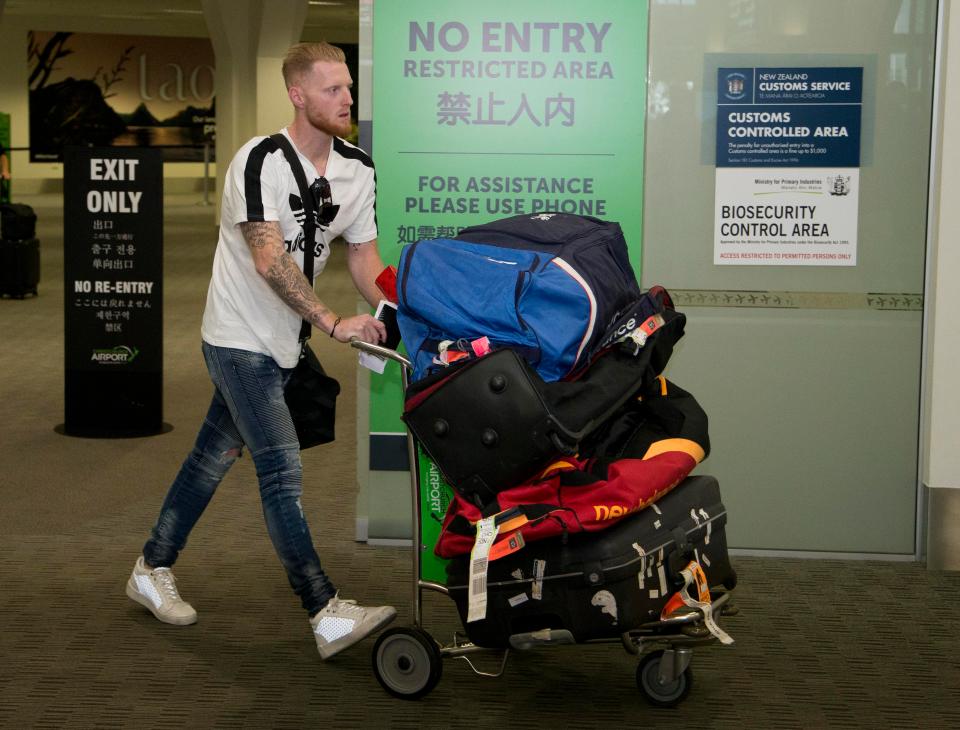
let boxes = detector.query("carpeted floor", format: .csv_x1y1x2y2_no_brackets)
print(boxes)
1,194,959,728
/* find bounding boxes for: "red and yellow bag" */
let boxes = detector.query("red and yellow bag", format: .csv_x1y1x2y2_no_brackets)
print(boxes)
435,442,705,559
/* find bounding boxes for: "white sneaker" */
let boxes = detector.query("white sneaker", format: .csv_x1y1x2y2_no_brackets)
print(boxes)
125,556,197,626
310,593,396,660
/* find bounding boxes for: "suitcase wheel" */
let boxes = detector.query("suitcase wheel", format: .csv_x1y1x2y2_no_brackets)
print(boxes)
636,649,693,708
372,627,443,700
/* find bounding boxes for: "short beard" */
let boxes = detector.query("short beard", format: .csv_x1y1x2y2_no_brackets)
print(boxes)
307,111,352,139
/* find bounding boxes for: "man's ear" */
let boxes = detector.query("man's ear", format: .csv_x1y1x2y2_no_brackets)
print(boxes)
288,85,305,109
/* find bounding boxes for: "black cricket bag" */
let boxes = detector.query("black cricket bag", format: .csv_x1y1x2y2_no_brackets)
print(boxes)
396,213,643,383
445,475,736,648
0,203,37,241
403,295,685,508
0,237,40,298
432,377,711,557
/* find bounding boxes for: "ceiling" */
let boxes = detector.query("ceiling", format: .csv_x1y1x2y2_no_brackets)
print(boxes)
1,0,360,43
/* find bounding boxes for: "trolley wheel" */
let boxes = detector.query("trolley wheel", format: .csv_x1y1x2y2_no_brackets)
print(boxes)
372,627,443,700
636,650,693,708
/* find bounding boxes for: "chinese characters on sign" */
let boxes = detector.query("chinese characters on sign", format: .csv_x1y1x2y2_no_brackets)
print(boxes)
396,224,465,244
375,9,646,247
63,147,164,436
436,91,576,127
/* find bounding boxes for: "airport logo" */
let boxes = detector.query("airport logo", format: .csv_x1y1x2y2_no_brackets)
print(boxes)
91,345,139,364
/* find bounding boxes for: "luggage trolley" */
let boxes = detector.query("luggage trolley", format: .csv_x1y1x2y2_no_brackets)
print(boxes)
352,340,738,706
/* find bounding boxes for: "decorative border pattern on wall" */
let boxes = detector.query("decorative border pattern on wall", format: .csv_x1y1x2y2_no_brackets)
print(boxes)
670,289,923,311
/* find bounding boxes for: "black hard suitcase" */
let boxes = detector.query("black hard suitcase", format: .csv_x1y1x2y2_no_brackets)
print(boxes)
445,475,735,648
0,237,40,298
0,203,38,241
404,314,685,508
405,349,576,507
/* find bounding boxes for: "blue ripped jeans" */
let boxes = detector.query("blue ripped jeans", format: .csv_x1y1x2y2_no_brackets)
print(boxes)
142,342,336,615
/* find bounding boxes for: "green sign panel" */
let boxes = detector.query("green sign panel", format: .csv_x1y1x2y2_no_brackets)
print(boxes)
372,0,649,431
417,446,455,585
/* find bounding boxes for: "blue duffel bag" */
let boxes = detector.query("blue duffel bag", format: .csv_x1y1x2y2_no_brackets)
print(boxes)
396,213,642,382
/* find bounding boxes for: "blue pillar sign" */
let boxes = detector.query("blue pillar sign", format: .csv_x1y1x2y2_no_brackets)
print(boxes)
62,146,164,437
714,67,863,266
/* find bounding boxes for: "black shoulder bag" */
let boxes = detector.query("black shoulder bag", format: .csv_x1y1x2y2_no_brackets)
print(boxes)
271,133,341,449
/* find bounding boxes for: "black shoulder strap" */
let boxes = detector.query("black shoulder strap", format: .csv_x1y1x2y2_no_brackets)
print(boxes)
270,132,317,341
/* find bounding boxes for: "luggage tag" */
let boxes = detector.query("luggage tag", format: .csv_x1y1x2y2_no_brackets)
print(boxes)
488,531,525,561
621,313,665,355
660,561,734,645
483,507,529,562
470,336,491,357
433,340,470,368
640,313,666,337
532,559,546,600
467,516,499,623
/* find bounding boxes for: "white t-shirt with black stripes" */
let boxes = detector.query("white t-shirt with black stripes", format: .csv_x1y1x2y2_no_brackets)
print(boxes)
201,128,377,368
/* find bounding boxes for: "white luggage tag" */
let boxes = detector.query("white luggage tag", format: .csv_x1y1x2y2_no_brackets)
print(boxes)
660,561,734,645
467,515,499,623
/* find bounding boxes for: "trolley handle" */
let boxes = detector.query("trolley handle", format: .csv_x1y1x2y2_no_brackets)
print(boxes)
350,338,412,372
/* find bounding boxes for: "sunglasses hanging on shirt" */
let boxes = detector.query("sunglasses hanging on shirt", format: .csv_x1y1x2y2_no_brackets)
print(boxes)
310,176,340,228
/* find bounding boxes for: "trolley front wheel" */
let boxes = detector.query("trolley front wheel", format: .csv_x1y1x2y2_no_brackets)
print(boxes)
636,649,693,707
372,627,443,700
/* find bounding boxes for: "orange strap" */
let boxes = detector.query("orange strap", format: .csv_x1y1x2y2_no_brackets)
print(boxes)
642,438,706,464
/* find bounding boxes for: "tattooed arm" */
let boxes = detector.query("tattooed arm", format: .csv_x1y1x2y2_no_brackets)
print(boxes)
240,221,334,331
240,221,385,343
